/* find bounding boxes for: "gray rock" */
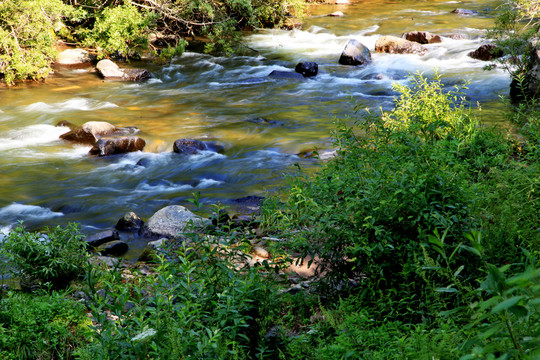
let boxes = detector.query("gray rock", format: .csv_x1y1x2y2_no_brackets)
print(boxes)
375,35,428,55
140,205,210,239
85,230,120,248
97,240,129,256
60,121,119,145
268,70,305,80
402,31,442,44
88,136,146,156
56,49,95,66
96,59,151,81
116,212,144,232
339,39,371,66
295,62,318,77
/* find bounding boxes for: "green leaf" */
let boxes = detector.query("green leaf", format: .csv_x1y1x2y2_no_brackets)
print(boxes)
435,287,458,293
491,296,525,314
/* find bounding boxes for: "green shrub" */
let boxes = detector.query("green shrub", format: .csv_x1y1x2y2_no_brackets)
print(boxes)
80,240,277,359
1,223,88,290
0,291,90,360
261,73,517,320
80,2,154,59
0,0,82,85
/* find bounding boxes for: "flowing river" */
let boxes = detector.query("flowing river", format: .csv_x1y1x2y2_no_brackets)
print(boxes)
0,0,510,239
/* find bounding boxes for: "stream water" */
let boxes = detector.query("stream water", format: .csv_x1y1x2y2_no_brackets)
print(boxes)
0,0,509,241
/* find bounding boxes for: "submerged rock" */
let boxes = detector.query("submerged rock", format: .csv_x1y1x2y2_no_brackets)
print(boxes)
96,59,151,81
295,62,318,77
89,136,146,156
328,11,344,17
60,121,119,145
339,39,371,66
402,31,442,44
375,35,428,55
140,205,210,239
452,8,478,16
268,70,305,80
468,44,503,61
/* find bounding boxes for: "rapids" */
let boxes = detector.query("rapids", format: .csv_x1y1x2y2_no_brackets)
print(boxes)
0,0,510,237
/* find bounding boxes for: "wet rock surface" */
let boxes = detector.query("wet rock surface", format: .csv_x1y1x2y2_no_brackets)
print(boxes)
89,136,146,156
295,62,318,77
60,121,119,145
468,44,504,61
338,39,371,66
402,31,442,44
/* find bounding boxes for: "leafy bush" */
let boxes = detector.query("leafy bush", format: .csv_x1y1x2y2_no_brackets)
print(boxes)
0,0,82,85
80,2,155,59
1,223,88,290
79,240,277,359
0,291,90,360
261,73,517,319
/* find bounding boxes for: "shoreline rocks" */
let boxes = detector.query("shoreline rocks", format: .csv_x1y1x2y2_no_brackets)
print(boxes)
140,205,211,239
56,49,95,67
96,59,151,81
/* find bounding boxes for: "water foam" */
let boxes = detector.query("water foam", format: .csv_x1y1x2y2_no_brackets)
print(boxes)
23,98,118,113
0,203,63,222
0,124,69,151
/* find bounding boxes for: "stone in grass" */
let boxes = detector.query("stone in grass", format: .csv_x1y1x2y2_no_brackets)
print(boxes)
97,240,129,256
140,205,211,239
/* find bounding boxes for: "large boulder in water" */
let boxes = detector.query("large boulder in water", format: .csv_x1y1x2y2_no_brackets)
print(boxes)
60,121,119,144
339,39,371,66
468,44,503,61
56,49,95,66
295,62,318,77
89,136,146,156
375,35,428,55
402,31,442,44
96,59,151,81
140,205,210,239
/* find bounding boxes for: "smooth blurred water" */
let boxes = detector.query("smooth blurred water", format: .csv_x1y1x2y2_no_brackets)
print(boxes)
0,0,510,234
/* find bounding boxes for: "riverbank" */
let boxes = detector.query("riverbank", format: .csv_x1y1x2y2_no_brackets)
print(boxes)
1,71,539,358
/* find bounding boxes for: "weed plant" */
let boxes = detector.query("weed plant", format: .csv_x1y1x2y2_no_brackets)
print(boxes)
1,223,88,291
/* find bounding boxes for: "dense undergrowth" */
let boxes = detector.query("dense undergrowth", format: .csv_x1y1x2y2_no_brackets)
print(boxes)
0,73,538,359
